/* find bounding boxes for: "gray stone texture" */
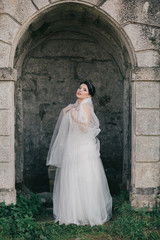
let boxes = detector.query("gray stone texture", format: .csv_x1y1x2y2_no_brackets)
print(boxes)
135,162,160,188
0,69,15,204
0,110,10,135
0,14,20,44
101,0,160,26
0,82,10,109
131,193,160,209
0,163,14,189
136,82,160,109
123,24,160,51
0,68,17,81
0,82,14,109
132,67,160,81
0,0,37,24
0,42,11,67
135,136,160,163
32,0,50,9
100,0,121,23
0,136,11,163
121,0,160,26
0,189,16,205
136,50,159,67
136,110,159,135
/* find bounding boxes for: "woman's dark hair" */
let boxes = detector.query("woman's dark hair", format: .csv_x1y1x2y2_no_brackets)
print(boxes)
80,81,96,97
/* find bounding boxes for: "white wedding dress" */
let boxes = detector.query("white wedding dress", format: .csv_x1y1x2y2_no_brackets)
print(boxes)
46,97,112,226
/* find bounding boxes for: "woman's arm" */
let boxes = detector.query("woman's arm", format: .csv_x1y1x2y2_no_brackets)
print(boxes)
71,103,91,128
63,104,75,115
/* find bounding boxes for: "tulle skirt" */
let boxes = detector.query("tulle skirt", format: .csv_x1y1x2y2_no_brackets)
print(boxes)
53,139,112,226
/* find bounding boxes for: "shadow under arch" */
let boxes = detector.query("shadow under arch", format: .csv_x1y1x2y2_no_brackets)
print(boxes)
13,1,136,194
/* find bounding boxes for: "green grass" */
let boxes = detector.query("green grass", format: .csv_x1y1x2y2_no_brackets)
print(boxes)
0,191,159,240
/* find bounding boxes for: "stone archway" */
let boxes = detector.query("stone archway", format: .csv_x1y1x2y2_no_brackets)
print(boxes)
14,3,132,194
0,0,159,208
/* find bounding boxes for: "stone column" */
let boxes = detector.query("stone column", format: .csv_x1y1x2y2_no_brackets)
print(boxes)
131,67,160,208
0,68,17,205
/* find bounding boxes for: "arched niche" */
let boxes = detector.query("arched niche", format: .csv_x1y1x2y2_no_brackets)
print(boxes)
14,2,134,194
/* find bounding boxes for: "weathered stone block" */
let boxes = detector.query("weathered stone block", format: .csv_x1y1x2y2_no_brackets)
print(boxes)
0,136,10,163
120,0,160,26
136,136,160,162
0,82,10,109
135,162,160,188
0,68,17,81
0,82,14,109
136,82,159,109
99,0,160,27
0,110,10,135
136,50,159,67
100,0,121,23
123,24,159,51
136,110,159,135
0,189,16,205
0,163,14,188
0,42,11,67
0,14,20,44
132,67,160,81
138,0,160,26
32,0,49,9
131,193,160,209
0,0,37,24
22,74,36,91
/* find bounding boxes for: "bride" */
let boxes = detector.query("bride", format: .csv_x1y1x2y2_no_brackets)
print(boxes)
46,81,112,226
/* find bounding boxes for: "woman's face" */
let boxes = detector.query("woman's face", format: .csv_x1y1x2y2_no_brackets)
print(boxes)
76,84,91,100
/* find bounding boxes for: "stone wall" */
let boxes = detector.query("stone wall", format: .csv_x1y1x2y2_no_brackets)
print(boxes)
0,0,159,207
131,67,160,208
0,68,17,204
18,31,123,192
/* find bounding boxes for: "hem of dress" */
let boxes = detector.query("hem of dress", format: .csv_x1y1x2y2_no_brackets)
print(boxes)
53,215,112,227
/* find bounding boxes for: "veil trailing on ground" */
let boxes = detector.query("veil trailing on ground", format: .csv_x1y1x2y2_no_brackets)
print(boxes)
46,97,100,168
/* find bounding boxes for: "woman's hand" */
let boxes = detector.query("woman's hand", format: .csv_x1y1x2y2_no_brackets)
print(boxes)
63,104,75,115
